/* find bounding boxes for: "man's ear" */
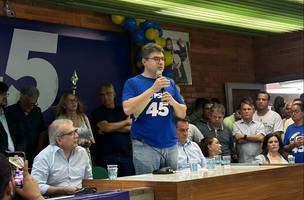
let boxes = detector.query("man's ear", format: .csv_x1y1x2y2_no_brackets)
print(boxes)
56,137,62,145
113,91,116,98
19,95,25,103
141,58,146,66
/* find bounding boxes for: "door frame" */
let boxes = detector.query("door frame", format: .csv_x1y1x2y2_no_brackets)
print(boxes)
225,82,265,115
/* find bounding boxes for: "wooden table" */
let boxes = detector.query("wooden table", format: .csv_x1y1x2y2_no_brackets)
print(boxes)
83,164,304,200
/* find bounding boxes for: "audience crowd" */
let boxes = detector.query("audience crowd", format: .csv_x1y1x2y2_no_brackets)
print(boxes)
1,77,303,198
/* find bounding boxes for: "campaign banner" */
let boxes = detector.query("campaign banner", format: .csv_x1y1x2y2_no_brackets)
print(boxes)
0,16,131,122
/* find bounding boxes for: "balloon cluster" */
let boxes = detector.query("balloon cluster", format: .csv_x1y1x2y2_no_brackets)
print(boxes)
111,15,174,76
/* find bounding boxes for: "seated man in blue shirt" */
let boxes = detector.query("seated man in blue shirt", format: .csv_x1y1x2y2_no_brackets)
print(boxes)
31,119,92,196
176,117,206,170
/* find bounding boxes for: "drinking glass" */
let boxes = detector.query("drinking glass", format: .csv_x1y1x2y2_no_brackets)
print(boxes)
288,155,295,164
214,155,222,165
222,155,231,168
190,159,199,172
206,158,215,170
107,164,118,180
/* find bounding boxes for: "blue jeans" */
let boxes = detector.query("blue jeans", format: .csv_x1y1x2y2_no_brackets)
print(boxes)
132,139,178,175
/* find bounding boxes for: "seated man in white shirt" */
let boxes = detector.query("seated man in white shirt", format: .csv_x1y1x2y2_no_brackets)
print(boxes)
31,119,92,196
176,117,206,170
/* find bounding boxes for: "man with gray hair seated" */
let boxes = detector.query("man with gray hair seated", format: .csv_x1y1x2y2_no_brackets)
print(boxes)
31,119,92,196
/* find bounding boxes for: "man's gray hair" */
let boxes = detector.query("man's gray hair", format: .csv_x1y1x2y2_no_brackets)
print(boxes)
210,103,226,116
48,119,73,144
20,85,40,98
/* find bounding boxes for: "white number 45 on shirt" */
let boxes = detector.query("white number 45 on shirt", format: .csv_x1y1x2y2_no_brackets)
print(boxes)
146,102,169,117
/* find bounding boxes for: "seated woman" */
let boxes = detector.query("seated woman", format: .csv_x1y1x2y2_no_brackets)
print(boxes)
200,136,222,158
254,133,288,164
55,92,95,158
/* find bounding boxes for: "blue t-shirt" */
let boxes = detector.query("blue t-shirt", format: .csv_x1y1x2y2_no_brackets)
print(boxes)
284,124,304,163
122,74,184,148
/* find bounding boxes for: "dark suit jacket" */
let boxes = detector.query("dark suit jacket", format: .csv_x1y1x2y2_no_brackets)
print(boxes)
0,109,25,152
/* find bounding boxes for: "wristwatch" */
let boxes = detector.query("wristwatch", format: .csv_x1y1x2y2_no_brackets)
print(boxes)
243,134,247,140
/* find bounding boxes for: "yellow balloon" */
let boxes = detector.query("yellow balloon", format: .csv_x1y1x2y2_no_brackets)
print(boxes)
163,51,173,66
136,19,145,27
111,15,125,25
155,37,166,48
145,28,159,41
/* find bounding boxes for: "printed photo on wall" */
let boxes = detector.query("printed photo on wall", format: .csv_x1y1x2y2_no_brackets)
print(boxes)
163,30,192,85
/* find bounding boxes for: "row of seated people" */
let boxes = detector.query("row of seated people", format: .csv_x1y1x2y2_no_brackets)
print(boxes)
0,112,300,199
0,81,303,197
0,114,295,200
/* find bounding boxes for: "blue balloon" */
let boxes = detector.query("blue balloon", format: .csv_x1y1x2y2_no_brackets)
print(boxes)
159,29,163,37
132,29,145,44
140,21,155,30
143,38,153,45
152,22,161,30
123,18,137,32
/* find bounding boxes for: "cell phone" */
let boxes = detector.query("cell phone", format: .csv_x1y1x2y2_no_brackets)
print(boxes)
5,151,26,188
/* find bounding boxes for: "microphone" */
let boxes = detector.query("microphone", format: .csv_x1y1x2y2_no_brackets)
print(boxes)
156,70,165,93
156,70,162,78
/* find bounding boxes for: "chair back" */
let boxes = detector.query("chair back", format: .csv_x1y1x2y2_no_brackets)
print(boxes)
92,166,108,179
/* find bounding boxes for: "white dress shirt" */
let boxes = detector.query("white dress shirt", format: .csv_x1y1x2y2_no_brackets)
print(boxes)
177,139,206,170
31,144,92,195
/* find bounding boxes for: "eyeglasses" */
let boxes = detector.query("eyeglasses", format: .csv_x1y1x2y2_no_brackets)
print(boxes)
291,110,302,114
66,97,78,103
145,56,165,62
26,102,38,107
99,92,114,96
23,97,38,107
60,129,78,137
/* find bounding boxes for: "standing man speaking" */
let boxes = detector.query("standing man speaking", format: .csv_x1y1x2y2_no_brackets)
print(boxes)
123,43,186,174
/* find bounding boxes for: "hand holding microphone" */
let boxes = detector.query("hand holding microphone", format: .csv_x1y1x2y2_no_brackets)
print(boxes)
154,70,175,105
161,92,175,105
153,70,170,93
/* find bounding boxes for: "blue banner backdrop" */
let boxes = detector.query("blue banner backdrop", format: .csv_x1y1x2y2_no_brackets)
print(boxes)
0,16,131,123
